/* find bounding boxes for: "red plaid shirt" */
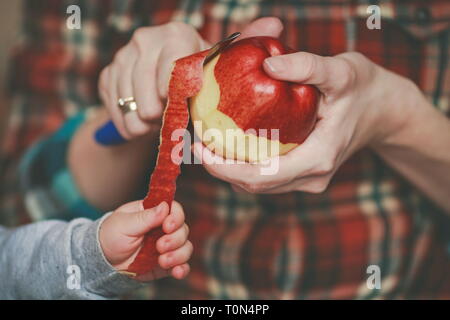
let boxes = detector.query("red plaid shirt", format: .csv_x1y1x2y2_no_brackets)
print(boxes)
1,0,450,299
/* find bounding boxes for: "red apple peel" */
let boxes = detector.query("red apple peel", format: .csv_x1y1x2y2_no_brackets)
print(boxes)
126,50,209,275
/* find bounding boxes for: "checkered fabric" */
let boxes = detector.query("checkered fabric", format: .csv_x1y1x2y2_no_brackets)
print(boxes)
1,0,450,299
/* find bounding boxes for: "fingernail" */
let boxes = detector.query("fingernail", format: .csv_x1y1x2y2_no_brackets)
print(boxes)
156,202,166,215
164,239,170,249
265,57,285,73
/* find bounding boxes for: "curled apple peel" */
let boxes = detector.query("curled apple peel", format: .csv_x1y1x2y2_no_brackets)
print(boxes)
126,50,209,275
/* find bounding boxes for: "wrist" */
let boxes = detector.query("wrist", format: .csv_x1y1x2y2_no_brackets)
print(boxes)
369,69,424,150
75,215,142,295
98,213,137,275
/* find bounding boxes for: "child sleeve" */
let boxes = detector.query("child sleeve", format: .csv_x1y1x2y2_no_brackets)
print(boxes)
0,214,144,299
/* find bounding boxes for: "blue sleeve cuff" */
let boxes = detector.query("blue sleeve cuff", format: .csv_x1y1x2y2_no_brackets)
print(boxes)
19,110,103,222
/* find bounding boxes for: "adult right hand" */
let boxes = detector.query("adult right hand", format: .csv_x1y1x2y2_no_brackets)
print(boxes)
98,22,208,140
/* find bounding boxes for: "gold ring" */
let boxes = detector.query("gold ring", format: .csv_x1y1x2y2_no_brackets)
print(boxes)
118,97,138,114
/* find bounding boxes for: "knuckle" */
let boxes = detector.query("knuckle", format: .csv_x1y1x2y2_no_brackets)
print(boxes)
298,52,317,80
174,202,185,218
113,47,129,67
131,27,153,54
156,236,165,248
98,69,109,97
99,67,108,85
241,183,262,194
137,105,162,121
125,123,147,137
172,200,181,209
335,52,369,88
402,77,419,94
306,180,329,194
314,160,335,176
346,51,367,63
131,27,150,43
186,241,194,254
310,184,327,194
337,58,357,89
159,255,169,268
165,21,195,37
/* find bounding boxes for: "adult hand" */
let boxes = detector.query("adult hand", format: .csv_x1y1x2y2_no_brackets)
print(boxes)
98,22,209,140
193,18,417,194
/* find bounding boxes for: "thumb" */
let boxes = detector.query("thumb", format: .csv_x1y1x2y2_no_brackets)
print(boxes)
263,52,351,95
121,202,169,237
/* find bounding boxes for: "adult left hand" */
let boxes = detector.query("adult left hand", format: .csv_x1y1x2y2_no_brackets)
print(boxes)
193,19,416,194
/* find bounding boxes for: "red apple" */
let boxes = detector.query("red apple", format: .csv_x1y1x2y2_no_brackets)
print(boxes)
190,36,319,162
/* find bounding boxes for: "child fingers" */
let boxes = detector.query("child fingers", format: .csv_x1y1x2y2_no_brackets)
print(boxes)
121,201,169,237
163,201,185,233
159,240,193,270
171,263,191,279
157,223,189,253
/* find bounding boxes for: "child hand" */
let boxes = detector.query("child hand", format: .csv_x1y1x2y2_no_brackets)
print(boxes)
99,200,192,282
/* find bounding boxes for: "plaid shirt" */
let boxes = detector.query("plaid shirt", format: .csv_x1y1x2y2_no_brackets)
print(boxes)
1,0,450,299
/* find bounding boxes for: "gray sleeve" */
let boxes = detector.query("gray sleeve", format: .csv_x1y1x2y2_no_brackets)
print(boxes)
0,214,145,299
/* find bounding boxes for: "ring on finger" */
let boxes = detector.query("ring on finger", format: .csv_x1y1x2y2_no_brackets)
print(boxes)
118,97,138,114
